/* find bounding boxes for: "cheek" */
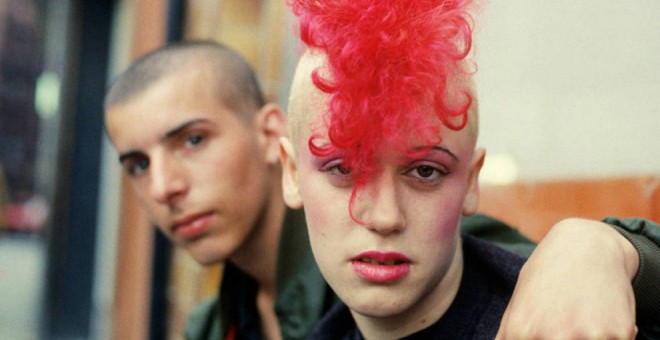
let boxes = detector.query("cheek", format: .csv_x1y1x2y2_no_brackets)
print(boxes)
302,197,335,271
205,139,263,188
419,188,466,242
300,193,332,237
437,202,463,235
129,181,163,217
298,171,349,243
304,198,349,287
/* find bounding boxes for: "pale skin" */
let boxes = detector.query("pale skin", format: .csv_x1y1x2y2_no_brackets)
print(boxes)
105,61,286,340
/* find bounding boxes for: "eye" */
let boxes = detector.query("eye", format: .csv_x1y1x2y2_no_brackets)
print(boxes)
326,163,351,176
124,157,149,177
321,159,353,187
415,165,438,178
404,164,447,182
184,133,205,148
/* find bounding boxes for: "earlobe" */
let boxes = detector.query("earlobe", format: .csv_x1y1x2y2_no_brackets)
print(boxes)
279,137,303,209
462,148,485,216
256,103,287,165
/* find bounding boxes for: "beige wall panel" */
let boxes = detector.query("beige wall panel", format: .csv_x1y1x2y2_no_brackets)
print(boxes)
112,1,167,339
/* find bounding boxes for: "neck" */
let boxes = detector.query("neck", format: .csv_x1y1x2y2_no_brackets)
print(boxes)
229,170,286,295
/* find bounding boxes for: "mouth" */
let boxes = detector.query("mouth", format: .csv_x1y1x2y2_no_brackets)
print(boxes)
172,212,214,240
350,251,411,283
355,257,407,266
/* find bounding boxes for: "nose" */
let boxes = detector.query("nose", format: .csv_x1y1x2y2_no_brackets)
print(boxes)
148,154,188,205
353,171,406,235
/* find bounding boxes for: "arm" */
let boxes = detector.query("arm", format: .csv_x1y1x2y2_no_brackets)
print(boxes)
495,217,660,339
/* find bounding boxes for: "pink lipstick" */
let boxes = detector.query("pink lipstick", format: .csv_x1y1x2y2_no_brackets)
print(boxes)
351,251,411,283
173,213,212,240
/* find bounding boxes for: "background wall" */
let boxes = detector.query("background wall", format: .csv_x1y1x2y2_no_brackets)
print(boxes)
474,0,660,183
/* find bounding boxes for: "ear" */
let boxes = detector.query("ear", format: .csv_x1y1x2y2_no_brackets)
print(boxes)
279,136,303,209
253,103,287,165
462,147,485,216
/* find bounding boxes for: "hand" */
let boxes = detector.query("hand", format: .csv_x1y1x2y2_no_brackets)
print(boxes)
496,218,639,339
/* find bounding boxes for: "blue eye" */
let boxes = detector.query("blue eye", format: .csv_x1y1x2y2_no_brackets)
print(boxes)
126,158,149,177
185,133,204,147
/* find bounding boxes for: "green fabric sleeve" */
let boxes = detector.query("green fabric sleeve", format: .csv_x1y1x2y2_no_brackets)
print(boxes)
604,217,660,325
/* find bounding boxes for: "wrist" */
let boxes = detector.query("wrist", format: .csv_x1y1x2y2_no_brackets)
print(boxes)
550,218,638,280
610,225,640,282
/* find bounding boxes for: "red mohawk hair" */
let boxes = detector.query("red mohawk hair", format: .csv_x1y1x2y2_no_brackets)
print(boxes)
290,0,475,205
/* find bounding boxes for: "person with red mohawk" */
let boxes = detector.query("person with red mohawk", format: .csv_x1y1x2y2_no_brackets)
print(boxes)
280,0,659,338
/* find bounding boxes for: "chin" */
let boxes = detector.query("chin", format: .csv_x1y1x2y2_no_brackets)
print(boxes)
187,246,229,266
353,305,410,321
191,254,225,266
345,295,410,319
193,256,220,266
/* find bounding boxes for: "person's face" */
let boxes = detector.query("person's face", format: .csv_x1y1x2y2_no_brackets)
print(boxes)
281,56,484,332
106,68,282,265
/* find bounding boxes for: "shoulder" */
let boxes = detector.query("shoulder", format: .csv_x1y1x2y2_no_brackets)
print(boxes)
462,233,527,287
461,213,537,257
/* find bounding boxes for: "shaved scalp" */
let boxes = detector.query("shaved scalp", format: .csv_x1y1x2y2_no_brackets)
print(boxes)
105,40,265,119
288,51,480,153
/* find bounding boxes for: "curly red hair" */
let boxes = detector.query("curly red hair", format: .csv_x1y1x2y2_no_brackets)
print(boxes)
289,0,475,209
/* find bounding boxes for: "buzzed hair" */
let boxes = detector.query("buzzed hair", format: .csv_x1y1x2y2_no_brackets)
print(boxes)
104,40,265,120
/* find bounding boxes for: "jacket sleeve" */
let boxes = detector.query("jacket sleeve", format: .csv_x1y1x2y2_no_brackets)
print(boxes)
603,217,660,335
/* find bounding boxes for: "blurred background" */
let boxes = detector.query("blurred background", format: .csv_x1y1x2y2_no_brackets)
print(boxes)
0,0,657,339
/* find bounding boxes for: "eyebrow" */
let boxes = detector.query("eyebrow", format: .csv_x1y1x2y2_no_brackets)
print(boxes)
118,150,143,164
161,118,210,143
431,145,460,162
117,118,210,164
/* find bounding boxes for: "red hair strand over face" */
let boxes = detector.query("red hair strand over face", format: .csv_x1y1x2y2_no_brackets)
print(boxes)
289,0,475,213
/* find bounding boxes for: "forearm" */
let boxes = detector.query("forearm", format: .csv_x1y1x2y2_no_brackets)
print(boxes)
497,218,639,339
551,218,639,282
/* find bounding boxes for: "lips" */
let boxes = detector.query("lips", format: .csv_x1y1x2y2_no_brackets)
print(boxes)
172,212,213,240
351,251,411,283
